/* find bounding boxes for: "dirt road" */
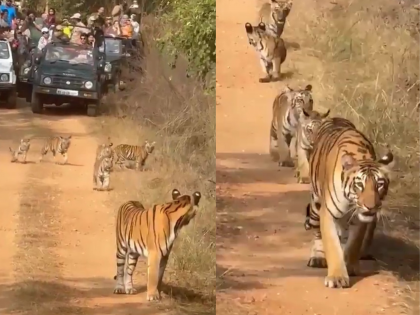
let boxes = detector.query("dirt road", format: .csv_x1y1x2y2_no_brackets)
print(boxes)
0,103,169,315
216,0,406,314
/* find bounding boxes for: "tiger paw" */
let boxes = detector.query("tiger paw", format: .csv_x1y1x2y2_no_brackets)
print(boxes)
125,287,137,295
324,275,350,288
307,257,327,268
298,177,310,184
259,76,271,83
113,285,126,294
147,291,161,301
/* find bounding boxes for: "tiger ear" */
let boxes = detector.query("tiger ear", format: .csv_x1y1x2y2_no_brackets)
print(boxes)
258,22,266,31
67,135,72,139
378,149,395,173
305,84,312,91
150,141,156,146
192,191,201,206
172,189,181,200
108,142,113,147
321,109,330,118
341,154,357,171
245,23,253,34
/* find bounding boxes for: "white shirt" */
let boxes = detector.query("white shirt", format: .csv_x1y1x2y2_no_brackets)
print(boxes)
131,21,140,38
37,36,50,51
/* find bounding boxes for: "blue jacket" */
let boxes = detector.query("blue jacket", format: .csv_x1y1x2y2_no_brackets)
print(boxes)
0,5,16,27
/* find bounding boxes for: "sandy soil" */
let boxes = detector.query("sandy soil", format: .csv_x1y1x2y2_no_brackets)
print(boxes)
215,0,411,314
0,103,171,315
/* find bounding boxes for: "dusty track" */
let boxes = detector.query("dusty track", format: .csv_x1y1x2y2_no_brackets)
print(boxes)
0,103,170,315
215,0,407,314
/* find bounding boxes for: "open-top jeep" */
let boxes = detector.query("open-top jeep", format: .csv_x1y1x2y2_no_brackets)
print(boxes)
0,38,17,109
29,40,106,116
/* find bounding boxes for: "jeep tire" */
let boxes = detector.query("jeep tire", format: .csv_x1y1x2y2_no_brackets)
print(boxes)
87,103,98,117
31,89,43,113
5,89,17,109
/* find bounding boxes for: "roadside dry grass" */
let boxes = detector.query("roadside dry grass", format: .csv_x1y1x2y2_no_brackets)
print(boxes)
292,0,419,312
91,17,215,315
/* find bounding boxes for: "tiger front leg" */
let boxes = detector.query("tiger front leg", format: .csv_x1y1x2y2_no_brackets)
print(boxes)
39,147,49,163
296,145,310,184
276,132,294,167
60,152,68,165
101,174,111,191
147,252,161,301
135,160,145,171
258,58,272,83
158,254,170,292
320,205,350,288
124,252,139,294
21,151,28,164
343,222,368,276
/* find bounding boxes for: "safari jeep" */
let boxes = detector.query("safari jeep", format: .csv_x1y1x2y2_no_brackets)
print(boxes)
0,39,17,109
30,41,105,117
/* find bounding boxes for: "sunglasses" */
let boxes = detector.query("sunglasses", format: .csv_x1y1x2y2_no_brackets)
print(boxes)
42,32,49,34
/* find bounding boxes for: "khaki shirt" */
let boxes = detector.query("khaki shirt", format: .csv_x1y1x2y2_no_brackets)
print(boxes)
70,21,86,44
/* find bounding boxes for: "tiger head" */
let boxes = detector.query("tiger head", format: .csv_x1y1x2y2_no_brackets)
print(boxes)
170,189,202,229
144,140,156,154
292,84,313,112
270,0,293,22
245,22,267,48
102,156,114,172
59,135,72,150
299,108,330,145
20,138,31,150
341,151,395,223
98,139,114,159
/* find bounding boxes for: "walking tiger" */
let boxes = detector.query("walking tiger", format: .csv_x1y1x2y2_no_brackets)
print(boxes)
113,189,201,300
305,117,395,288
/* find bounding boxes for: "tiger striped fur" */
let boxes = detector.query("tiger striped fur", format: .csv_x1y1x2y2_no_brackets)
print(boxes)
113,189,202,301
258,0,293,38
9,138,31,163
114,140,156,171
93,156,113,191
294,108,330,184
269,84,314,166
245,22,287,83
305,117,395,288
39,135,72,165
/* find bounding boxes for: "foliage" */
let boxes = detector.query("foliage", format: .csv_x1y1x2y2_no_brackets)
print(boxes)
156,0,216,84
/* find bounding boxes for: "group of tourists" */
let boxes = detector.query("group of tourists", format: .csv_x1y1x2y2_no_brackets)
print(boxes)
0,0,141,53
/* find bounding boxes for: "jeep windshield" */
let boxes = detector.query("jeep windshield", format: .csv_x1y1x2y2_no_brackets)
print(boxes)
45,45,94,66
0,42,10,59
100,38,123,56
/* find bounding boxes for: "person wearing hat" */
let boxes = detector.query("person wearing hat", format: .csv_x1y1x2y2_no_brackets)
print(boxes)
70,13,86,44
37,26,50,51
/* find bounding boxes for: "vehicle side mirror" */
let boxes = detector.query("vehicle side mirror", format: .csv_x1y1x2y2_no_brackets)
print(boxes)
34,57,40,65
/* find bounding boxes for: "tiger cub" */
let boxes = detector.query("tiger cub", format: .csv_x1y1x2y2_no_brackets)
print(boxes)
39,135,72,164
245,22,287,83
114,140,156,171
113,189,202,301
270,84,313,166
9,138,31,163
305,117,395,288
93,156,113,191
294,108,330,184
258,0,293,38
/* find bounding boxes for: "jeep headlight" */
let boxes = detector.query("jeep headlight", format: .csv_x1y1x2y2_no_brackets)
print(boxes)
85,81,93,89
104,63,112,72
0,74,9,82
23,68,30,74
43,77,52,85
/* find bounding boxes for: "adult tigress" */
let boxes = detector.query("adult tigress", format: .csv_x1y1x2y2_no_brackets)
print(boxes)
269,84,313,166
305,117,395,288
113,189,201,300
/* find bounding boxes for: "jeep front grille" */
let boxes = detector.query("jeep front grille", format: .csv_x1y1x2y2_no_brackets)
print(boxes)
51,76,85,88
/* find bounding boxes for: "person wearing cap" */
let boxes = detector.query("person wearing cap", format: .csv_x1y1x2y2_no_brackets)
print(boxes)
70,13,86,44
130,14,139,39
37,26,50,51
